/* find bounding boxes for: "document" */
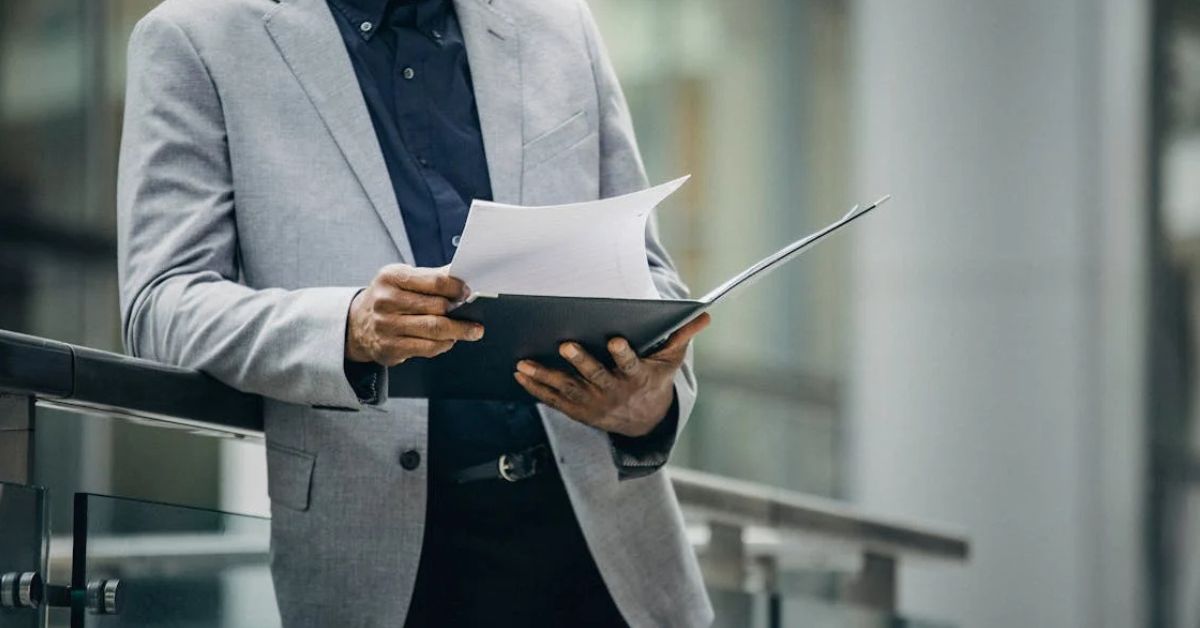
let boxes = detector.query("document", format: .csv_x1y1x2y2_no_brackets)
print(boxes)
448,176,690,300
390,186,890,400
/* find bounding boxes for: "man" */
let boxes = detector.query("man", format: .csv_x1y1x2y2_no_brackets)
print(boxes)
117,0,713,625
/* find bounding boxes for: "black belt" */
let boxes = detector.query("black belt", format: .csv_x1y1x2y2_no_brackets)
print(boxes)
450,444,555,484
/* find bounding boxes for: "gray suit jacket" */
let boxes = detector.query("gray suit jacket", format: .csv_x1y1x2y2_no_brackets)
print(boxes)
116,0,712,625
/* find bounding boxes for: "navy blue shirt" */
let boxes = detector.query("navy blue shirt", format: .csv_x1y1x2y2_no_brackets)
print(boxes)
329,0,487,264
331,0,677,479
329,0,547,478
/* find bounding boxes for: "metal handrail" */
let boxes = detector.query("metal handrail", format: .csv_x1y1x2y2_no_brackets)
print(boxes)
0,330,261,435
670,467,968,563
0,328,970,569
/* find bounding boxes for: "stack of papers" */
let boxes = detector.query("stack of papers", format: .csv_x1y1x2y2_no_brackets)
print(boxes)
448,176,690,299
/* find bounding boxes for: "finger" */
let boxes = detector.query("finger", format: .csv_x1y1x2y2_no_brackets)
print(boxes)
559,343,616,389
389,315,484,342
607,337,642,376
517,360,593,406
514,372,588,419
375,288,452,316
432,265,471,299
379,264,467,300
650,313,712,361
380,337,455,364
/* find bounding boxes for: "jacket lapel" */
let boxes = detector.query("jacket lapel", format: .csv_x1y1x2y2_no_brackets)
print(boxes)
453,0,524,204
264,0,417,263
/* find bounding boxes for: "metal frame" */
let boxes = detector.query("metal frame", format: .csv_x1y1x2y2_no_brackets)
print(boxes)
0,394,35,485
1146,1,1196,626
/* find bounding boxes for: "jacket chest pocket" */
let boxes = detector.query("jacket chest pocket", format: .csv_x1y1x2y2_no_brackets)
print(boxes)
523,109,596,171
520,108,600,206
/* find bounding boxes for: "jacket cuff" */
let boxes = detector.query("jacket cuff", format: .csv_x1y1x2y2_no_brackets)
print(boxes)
307,286,371,411
609,388,680,480
340,287,388,406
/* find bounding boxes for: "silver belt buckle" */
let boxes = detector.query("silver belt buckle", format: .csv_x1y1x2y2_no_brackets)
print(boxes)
498,449,542,482
498,454,518,482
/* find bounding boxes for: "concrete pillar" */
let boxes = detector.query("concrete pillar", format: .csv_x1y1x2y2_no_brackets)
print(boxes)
847,1,1148,626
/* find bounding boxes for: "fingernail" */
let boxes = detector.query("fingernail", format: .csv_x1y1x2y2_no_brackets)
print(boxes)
517,361,535,376
471,325,484,340
562,343,579,358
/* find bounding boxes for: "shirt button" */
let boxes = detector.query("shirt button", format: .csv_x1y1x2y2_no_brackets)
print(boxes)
417,156,429,167
403,67,416,80
399,449,421,470
431,29,443,40
451,234,462,247
359,21,373,33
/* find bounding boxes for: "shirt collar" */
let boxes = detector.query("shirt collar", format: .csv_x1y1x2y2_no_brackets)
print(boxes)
328,0,388,39
390,0,450,40
328,0,447,41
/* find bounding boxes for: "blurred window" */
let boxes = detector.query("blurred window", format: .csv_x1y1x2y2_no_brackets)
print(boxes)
590,0,852,495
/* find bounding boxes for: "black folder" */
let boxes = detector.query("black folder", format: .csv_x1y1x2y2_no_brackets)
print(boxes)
388,196,889,400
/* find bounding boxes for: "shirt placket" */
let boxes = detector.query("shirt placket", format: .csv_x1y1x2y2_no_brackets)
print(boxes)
393,33,468,263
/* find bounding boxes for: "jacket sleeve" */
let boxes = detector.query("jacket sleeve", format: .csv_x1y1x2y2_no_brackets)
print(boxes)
117,12,369,411
577,1,699,478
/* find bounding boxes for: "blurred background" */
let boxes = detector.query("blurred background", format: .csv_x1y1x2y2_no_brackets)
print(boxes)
0,0,1196,626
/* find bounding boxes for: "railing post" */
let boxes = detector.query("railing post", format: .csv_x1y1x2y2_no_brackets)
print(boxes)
0,394,35,485
700,521,747,590
840,551,897,612
753,555,782,628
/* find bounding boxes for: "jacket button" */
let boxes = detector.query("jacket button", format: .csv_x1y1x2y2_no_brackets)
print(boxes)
400,450,421,471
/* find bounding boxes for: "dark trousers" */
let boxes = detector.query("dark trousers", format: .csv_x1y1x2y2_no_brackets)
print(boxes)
403,468,628,628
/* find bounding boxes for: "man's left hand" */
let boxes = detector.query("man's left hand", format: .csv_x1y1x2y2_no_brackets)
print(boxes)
514,313,711,437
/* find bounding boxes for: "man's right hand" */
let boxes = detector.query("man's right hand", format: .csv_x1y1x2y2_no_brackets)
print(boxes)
346,264,484,366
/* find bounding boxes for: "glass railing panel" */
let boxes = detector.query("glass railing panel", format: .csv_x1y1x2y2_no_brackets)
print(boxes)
709,588,955,628
781,596,954,628
71,493,278,628
0,482,48,628
709,588,771,628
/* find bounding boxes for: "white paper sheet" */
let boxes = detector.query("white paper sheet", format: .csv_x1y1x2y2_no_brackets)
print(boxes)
448,176,690,299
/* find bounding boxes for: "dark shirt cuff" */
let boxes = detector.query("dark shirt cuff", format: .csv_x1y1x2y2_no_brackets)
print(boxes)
608,389,680,480
344,359,384,405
